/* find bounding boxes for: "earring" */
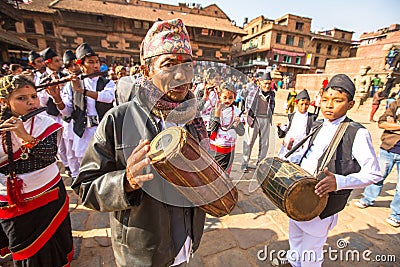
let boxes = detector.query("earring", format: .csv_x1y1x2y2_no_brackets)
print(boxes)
0,103,8,110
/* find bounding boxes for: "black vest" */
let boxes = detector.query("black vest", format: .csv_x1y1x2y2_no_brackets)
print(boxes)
71,77,113,137
306,118,363,219
39,71,68,116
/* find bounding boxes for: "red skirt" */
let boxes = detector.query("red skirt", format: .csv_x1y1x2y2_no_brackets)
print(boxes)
0,180,73,267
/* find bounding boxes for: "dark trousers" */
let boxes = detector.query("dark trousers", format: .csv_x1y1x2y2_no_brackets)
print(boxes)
213,150,235,175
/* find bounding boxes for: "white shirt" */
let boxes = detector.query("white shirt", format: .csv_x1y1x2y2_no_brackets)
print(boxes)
60,76,116,118
299,115,382,226
301,115,382,189
194,83,218,130
84,77,115,116
37,68,63,108
210,105,244,148
278,111,309,163
152,117,192,266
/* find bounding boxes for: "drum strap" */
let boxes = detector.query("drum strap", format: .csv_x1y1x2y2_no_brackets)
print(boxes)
315,121,350,179
284,123,323,158
284,121,349,170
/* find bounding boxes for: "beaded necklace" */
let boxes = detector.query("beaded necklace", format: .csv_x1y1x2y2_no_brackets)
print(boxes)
219,106,234,131
22,117,35,160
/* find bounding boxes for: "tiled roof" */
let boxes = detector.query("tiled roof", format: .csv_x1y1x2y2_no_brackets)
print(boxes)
0,1,23,21
0,30,38,50
18,0,55,14
311,33,352,44
50,0,245,34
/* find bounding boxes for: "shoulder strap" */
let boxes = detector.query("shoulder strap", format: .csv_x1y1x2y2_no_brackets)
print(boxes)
315,121,350,179
284,121,323,158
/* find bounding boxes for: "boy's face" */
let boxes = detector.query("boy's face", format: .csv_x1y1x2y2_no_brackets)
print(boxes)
296,99,310,114
208,73,220,86
321,88,354,122
47,56,62,72
117,68,126,79
219,89,235,107
67,62,81,75
33,57,45,71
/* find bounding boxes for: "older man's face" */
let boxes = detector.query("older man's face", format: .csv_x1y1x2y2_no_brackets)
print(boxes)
148,54,194,102
260,80,272,92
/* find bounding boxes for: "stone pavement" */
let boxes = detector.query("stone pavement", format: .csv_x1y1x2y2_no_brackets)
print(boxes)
66,90,399,267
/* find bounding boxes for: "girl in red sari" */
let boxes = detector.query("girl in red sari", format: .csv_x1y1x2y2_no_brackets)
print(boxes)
0,75,73,266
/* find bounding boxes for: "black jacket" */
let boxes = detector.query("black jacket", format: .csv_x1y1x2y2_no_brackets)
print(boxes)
72,86,206,267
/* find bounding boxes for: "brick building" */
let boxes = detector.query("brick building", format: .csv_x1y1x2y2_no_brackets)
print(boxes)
310,28,353,71
296,24,400,92
11,0,244,65
231,14,353,78
357,24,400,59
0,1,37,63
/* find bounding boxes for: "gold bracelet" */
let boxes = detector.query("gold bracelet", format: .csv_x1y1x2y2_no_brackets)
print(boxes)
23,137,39,148
54,100,63,105
126,168,140,190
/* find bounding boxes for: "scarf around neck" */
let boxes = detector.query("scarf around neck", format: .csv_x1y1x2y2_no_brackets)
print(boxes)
139,78,209,144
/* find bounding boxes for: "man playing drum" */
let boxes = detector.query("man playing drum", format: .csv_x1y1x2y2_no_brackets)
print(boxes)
285,74,382,267
72,19,209,267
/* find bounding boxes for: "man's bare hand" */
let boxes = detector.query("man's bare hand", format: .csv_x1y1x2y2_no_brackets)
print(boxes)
125,140,154,192
315,167,337,197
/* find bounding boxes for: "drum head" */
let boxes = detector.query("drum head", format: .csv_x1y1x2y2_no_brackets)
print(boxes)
149,126,182,162
284,178,328,221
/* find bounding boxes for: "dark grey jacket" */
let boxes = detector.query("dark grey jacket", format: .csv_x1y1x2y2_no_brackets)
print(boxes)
72,87,206,267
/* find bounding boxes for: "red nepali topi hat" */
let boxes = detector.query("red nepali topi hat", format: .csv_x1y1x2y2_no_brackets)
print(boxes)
140,18,192,61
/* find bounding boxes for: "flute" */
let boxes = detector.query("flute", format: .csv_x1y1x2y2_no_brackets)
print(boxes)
35,71,108,91
18,107,47,122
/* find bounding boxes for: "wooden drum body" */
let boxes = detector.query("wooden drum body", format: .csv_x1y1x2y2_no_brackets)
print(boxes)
149,126,238,217
256,157,328,221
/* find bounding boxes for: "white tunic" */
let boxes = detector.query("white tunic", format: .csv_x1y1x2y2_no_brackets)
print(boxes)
60,76,116,159
278,111,309,163
299,115,382,227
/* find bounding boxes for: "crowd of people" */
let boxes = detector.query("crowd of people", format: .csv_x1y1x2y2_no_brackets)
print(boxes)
0,17,397,267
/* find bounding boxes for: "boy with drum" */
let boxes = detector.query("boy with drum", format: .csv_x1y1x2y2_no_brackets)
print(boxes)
285,74,382,267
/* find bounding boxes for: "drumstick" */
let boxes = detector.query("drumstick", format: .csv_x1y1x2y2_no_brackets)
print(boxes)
231,179,257,182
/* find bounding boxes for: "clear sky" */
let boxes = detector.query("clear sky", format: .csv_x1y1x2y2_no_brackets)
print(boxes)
147,0,400,39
